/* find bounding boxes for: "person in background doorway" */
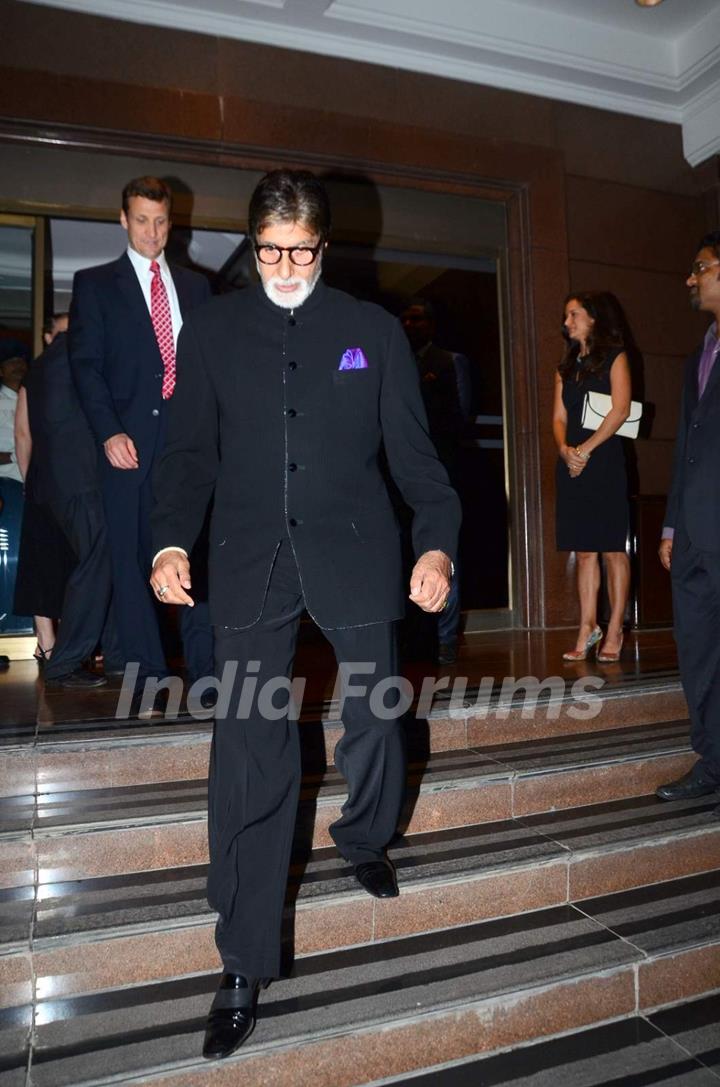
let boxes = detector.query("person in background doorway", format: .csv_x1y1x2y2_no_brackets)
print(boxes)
14,316,77,665
70,176,214,713
18,311,121,687
401,297,468,664
553,291,632,663
0,343,31,634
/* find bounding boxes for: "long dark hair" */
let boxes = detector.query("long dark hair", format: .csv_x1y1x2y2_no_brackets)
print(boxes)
558,291,625,382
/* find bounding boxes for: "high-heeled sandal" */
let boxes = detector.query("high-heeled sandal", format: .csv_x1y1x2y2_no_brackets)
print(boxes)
33,644,53,665
562,626,603,662
597,633,624,663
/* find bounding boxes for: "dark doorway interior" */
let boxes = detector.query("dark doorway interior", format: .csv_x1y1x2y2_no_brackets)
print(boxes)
323,247,509,612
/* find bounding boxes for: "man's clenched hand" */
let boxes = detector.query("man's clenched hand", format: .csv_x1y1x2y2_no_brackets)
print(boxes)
409,550,452,613
659,537,673,572
104,433,139,470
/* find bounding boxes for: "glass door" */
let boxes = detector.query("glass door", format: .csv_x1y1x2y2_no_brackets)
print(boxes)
323,242,510,623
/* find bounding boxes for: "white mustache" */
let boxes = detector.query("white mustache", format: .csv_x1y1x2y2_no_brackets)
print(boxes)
267,275,304,289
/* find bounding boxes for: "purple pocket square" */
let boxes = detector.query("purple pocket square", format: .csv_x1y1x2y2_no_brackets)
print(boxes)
338,347,369,371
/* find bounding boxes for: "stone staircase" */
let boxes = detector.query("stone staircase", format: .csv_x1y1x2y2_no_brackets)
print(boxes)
2,673,720,1085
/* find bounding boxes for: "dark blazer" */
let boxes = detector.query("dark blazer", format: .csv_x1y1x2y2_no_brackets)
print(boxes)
24,333,99,505
69,253,211,484
417,343,465,472
417,344,464,440
152,280,461,630
664,342,720,552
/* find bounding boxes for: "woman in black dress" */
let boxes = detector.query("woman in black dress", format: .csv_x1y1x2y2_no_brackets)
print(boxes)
13,320,76,661
554,292,632,662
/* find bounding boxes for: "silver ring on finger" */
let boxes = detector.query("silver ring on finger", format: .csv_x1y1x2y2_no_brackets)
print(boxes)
157,584,169,599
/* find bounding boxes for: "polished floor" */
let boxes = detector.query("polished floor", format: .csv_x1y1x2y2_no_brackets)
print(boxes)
6,871,719,1086
378,999,720,1085
0,626,680,743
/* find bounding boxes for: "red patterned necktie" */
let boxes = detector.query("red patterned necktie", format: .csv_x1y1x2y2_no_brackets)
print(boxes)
150,260,176,399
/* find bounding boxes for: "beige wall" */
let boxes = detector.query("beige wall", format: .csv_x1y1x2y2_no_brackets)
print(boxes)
566,176,708,496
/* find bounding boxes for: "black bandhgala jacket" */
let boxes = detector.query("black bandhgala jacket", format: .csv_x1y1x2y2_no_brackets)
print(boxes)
151,280,461,630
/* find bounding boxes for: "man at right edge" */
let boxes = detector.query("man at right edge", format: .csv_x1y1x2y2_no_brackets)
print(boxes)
658,230,720,805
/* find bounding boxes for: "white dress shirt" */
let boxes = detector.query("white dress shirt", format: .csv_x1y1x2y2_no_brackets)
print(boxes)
0,384,22,483
126,247,182,348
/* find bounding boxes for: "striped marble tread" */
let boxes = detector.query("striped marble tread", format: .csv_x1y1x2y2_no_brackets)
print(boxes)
365,1000,720,1085
4,870,720,1087
1,793,718,955
0,720,694,833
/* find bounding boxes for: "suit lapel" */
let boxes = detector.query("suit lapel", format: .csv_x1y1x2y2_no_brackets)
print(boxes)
684,345,700,413
698,342,720,408
171,263,192,319
114,253,160,358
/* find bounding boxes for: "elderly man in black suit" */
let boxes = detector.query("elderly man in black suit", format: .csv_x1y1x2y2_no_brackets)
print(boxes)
658,230,720,804
70,177,213,708
150,169,461,1060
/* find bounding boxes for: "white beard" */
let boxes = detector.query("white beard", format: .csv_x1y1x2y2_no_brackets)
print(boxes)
258,257,322,310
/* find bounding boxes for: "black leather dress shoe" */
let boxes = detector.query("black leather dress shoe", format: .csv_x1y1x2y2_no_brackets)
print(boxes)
44,668,107,689
437,642,458,665
202,973,264,1060
354,858,399,898
656,766,718,801
199,688,218,711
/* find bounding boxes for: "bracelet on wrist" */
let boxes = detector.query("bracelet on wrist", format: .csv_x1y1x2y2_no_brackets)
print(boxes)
575,446,590,461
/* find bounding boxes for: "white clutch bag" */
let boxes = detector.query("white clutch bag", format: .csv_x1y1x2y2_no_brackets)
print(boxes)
581,390,642,439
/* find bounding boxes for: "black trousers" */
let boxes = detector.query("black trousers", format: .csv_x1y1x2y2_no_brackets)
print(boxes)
43,489,121,680
102,471,213,681
208,539,406,978
671,522,720,780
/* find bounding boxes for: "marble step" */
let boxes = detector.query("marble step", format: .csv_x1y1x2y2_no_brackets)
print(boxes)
364,996,720,1086
0,680,689,798
4,869,720,1087
0,721,697,890
2,794,718,1009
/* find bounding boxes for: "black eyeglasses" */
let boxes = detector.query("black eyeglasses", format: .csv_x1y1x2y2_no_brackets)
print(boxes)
254,242,324,267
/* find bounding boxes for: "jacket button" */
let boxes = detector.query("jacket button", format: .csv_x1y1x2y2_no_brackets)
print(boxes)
288,463,297,472
287,408,297,418
288,517,298,527
152,409,160,417
688,457,696,464
288,317,297,327
693,422,700,428
288,361,297,371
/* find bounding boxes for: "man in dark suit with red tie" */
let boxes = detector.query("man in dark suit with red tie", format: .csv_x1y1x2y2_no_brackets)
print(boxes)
658,230,720,803
150,170,461,1059
70,177,213,706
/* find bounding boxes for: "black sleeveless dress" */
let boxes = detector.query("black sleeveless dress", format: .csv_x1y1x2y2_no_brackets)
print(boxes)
555,348,629,552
